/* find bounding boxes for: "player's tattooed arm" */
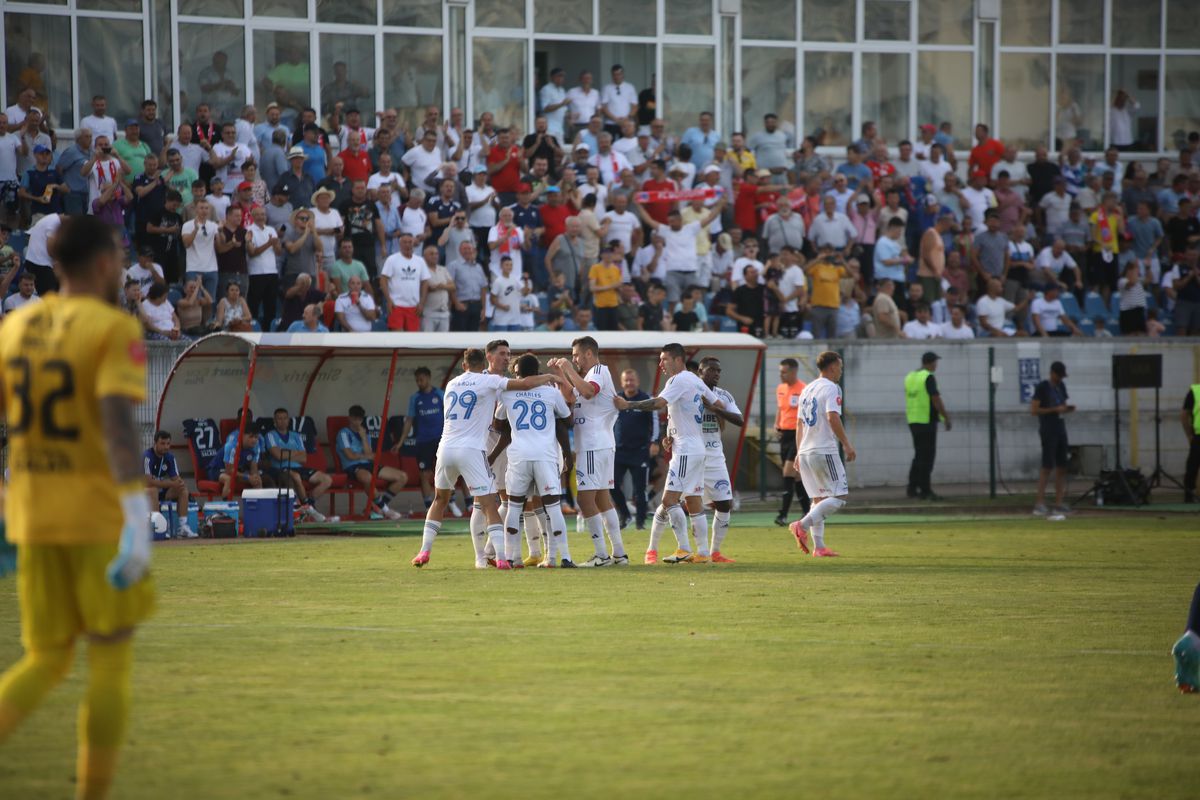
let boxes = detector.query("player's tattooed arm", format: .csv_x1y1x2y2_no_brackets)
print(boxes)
99,396,145,485
620,397,665,413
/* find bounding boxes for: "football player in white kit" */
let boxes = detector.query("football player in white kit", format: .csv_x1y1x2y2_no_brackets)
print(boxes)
789,351,856,557
696,357,745,563
412,347,558,568
616,343,723,564
489,353,576,568
549,336,629,567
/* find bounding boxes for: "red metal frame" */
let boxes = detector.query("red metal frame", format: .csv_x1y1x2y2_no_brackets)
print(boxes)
228,348,259,501
729,347,763,485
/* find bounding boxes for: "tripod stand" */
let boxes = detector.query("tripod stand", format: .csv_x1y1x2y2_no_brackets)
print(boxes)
1072,385,1143,508
1148,387,1184,491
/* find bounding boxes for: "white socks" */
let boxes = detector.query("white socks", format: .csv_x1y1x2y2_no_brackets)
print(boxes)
473,503,492,560
545,501,570,562
504,502,524,562
585,514,608,557
648,505,669,552
486,523,505,561
419,519,440,552
667,504,691,552
523,511,543,558
690,512,709,556
710,510,730,554
800,497,844,551
601,507,625,558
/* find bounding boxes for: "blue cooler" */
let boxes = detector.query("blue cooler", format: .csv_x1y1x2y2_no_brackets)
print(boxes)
203,501,241,533
187,502,200,534
156,502,176,541
241,489,295,538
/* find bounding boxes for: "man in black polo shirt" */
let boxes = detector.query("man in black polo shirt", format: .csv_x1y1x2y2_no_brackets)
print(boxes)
1031,360,1075,516
612,368,658,530
726,262,766,338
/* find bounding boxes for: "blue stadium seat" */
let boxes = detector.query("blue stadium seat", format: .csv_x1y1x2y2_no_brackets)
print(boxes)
1108,293,1121,319
718,316,738,333
8,230,27,257
250,319,262,332
1059,293,1083,321
1077,318,1095,336
371,318,388,332
1084,292,1110,321
269,317,282,332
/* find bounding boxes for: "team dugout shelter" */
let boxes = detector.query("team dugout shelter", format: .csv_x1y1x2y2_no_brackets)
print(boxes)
156,332,766,520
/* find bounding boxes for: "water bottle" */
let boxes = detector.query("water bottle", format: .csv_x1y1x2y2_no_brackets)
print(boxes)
1096,488,1104,507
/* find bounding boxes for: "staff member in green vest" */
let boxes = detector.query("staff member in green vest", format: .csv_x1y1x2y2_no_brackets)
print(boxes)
1183,384,1200,504
905,352,951,501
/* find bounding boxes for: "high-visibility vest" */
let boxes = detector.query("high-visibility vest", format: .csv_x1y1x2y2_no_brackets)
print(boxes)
1192,385,1200,434
905,369,932,424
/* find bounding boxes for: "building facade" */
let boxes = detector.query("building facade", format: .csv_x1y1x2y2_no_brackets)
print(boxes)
3,0,1199,153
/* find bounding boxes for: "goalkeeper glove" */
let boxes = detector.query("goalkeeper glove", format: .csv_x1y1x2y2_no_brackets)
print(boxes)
107,490,152,590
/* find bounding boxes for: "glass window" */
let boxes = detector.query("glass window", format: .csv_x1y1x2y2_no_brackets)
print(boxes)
600,0,655,36
804,0,855,42
1055,54,1104,151
999,53,1050,150
254,31,311,121
721,17,735,137
803,51,852,145
79,0,141,10
977,22,995,131
473,38,526,129
742,48,796,138
1167,1,1200,50
3,14,72,129
78,18,145,126
383,0,441,27
662,46,715,133
152,0,174,126
865,0,910,41
475,0,525,28
254,0,306,17
917,51,972,150
317,0,375,25
1058,0,1102,44
861,53,909,143
180,25,245,123
1111,0,1161,48
448,7,467,112
1110,55,1159,150
743,0,795,40
1000,0,1049,46
918,0,972,44
666,0,712,36
320,34,376,121
535,0,592,34
179,0,242,15
385,34,443,133
1165,57,1200,152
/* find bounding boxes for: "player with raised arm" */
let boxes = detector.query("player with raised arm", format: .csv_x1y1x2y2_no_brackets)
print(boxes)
616,343,723,564
789,351,856,557
0,215,156,799
489,353,576,568
412,347,558,569
549,336,628,567
697,357,745,563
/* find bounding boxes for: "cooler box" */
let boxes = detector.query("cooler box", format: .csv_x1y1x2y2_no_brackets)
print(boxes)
203,501,241,531
158,502,177,540
241,489,295,538
187,502,200,533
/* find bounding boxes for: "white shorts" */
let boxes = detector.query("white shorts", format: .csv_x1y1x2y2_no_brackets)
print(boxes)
492,448,508,492
506,460,562,499
701,449,733,503
666,451,704,496
435,446,495,495
798,451,848,499
575,447,615,492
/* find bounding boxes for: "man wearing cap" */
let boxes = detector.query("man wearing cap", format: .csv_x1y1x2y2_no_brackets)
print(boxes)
274,146,316,209
1031,361,1074,515
538,68,570,140
904,352,951,500
18,143,65,223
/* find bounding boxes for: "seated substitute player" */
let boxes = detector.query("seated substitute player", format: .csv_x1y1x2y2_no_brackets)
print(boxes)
489,353,576,568
790,350,856,558
215,416,269,498
336,405,409,520
412,348,560,568
264,407,330,522
696,357,745,563
616,343,724,564
0,214,158,800
144,429,198,538
397,367,462,517
549,336,629,567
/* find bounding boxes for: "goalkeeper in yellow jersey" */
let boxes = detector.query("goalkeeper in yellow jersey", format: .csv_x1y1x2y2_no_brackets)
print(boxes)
0,214,156,800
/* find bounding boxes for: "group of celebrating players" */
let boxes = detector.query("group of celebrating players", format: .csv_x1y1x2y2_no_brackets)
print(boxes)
411,336,856,569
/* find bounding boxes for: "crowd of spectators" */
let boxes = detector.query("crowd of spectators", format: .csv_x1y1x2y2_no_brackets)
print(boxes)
2,74,1199,340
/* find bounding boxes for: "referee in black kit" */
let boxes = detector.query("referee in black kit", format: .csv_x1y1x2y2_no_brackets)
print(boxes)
1031,360,1075,516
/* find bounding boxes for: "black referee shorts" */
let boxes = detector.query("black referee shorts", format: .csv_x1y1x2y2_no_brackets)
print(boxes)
780,431,797,465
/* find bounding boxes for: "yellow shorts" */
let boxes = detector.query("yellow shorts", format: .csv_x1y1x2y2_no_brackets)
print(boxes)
17,543,156,652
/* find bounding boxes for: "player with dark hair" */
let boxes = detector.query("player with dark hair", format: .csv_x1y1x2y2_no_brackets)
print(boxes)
0,215,157,798
696,357,745,562
790,350,855,557
144,430,198,538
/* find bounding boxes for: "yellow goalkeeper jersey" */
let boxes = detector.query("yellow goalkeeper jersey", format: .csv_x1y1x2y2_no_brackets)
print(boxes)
0,294,147,545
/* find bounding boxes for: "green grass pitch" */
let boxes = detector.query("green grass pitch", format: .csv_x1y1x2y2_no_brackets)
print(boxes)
0,515,1196,799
